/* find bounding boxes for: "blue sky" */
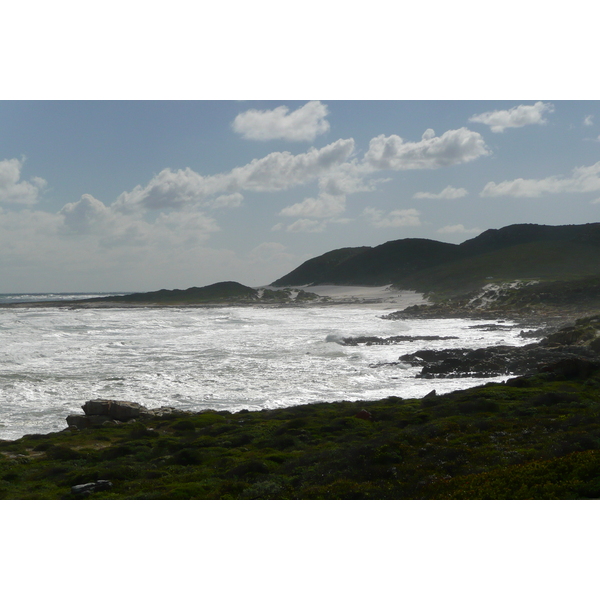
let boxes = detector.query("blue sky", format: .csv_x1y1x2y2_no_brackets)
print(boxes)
1,2,598,293
1,100,599,292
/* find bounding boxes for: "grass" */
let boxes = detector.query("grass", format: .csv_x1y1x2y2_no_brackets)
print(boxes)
3,364,600,499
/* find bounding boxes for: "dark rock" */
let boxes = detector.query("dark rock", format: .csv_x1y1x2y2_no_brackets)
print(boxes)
341,335,458,346
66,414,120,429
398,344,600,379
82,399,148,421
539,358,600,380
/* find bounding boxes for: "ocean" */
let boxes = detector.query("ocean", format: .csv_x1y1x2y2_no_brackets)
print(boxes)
0,291,535,440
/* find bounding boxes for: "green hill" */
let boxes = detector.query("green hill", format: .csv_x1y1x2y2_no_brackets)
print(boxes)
83,281,259,304
272,223,600,297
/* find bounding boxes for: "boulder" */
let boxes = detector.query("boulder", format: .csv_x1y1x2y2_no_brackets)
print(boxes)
82,399,147,421
66,414,119,429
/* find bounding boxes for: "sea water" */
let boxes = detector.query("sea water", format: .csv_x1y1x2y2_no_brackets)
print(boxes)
0,296,536,440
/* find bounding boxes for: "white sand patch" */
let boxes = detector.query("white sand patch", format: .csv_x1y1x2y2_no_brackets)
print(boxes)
266,284,429,308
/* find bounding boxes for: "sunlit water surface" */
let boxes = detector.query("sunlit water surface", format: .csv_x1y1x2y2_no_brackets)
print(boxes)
0,302,535,440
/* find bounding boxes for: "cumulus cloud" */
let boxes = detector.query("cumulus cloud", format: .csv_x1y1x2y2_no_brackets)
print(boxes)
153,209,220,244
279,193,346,219
0,158,47,205
437,224,482,235
207,193,244,209
481,161,600,197
232,101,330,142
363,128,489,171
59,194,115,234
362,207,421,228
115,139,355,213
413,185,468,200
469,101,554,133
285,219,327,233
584,115,594,127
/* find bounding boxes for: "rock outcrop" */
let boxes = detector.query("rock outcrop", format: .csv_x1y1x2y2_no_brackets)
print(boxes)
66,399,195,429
395,315,600,379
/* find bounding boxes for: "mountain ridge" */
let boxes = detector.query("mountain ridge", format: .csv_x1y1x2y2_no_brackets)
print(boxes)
271,222,600,296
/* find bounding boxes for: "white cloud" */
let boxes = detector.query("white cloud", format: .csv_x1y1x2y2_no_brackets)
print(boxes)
207,193,244,209
114,138,355,213
590,197,600,204
481,161,600,197
285,219,326,233
413,185,468,200
363,128,489,171
469,101,554,133
59,194,115,234
437,224,482,235
279,193,346,219
232,101,330,142
0,158,47,205
584,115,594,126
362,207,421,228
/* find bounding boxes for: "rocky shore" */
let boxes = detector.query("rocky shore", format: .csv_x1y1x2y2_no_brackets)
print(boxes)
384,314,600,379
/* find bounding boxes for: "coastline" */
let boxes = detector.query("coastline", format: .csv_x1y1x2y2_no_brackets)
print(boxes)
2,303,600,498
0,285,429,311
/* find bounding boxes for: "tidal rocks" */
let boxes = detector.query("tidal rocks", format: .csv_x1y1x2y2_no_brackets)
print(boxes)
394,315,600,379
339,334,458,346
82,399,148,421
67,399,149,430
399,345,600,379
66,400,198,430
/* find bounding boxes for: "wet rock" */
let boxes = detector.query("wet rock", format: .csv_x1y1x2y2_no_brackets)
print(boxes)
341,335,458,346
399,344,599,379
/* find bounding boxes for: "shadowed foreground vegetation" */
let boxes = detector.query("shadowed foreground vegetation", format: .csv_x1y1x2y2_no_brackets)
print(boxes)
4,362,600,499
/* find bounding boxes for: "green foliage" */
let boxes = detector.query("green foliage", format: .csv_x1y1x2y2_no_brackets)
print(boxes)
4,367,600,499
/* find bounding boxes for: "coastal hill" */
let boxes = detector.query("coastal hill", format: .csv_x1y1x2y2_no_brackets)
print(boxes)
64,281,322,306
271,223,600,297
86,281,260,304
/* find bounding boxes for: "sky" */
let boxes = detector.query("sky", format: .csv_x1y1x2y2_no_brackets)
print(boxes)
1,2,598,294
1,99,599,292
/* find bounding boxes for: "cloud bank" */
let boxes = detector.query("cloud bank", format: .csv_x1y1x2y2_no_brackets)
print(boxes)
481,161,600,197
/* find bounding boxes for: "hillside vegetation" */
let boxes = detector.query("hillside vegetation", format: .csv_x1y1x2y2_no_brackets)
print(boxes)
272,223,600,298
4,347,600,499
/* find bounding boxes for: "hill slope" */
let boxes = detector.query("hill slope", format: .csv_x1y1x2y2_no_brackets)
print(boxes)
81,281,259,304
272,223,600,296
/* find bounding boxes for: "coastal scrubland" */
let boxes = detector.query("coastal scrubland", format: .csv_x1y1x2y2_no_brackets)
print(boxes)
3,330,600,499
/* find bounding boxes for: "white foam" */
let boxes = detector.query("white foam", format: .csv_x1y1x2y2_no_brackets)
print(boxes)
0,304,531,440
